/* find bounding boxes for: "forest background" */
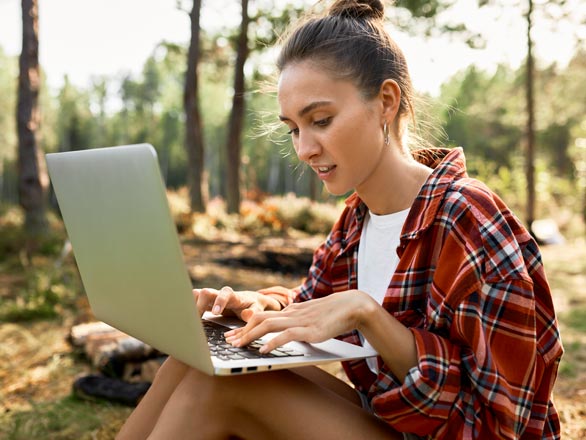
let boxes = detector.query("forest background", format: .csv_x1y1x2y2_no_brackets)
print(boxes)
1,0,586,438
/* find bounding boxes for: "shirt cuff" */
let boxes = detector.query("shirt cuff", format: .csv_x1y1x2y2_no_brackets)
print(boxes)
371,328,460,435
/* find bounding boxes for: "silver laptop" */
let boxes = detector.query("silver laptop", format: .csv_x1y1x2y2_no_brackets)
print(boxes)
46,144,376,375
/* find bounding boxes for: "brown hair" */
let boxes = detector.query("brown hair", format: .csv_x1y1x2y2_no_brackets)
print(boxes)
276,0,416,128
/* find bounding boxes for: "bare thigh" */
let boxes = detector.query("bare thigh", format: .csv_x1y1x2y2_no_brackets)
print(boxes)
117,357,190,439
147,363,402,440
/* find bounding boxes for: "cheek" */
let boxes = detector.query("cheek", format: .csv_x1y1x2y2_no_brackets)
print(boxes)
336,123,380,161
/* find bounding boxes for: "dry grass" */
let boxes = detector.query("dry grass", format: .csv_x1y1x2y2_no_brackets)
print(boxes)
540,239,586,439
0,233,585,438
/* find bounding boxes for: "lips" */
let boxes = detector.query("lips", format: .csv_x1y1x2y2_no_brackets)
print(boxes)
312,164,337,178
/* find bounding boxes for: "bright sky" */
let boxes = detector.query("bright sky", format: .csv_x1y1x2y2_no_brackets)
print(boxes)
0,0,583,96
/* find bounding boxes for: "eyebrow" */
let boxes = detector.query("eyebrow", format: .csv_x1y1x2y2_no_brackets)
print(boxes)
278,101,333,122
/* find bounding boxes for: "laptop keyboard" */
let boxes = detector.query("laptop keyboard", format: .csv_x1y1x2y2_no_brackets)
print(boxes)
203,320,304,361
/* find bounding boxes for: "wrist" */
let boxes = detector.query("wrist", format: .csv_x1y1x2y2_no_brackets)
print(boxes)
352,290,379,333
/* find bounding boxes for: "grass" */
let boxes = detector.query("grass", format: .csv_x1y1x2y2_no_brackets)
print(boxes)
0,396,131,440
0,263,82,323
564,307,586,333
0,198,585,439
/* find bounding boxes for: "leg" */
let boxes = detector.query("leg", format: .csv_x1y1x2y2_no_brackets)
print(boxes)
147,366,402,440
116,357,190,439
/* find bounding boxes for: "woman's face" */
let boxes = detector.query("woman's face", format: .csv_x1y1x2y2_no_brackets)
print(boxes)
277,61,387,196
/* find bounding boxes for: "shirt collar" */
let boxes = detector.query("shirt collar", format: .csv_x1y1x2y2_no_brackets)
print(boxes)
344,147,468,241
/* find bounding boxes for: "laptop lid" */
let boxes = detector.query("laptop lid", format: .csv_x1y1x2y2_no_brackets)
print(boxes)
46,144,214,374
47,144,377,375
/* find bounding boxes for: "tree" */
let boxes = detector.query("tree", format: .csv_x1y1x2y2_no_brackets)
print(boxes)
524,0,537,228
225,0,250,214
182,0,207,212
475,0,586,226
17,0,48,237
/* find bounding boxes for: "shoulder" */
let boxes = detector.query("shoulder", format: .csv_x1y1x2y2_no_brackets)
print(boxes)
437,177,532,283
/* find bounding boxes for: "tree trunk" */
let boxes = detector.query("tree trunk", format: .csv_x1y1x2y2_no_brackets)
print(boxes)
225,0,250,214
17,0,48,237
525,0,536,229
183,0,206,213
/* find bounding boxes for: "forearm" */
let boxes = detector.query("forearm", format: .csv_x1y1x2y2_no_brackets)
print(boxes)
366,282,548,438
354,291,417,381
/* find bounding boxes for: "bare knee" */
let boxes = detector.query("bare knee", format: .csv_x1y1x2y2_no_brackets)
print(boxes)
180,370,250,416
152,357,189,381
147,368,235,439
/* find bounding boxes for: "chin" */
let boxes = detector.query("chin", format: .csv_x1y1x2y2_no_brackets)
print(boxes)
323,183,352,197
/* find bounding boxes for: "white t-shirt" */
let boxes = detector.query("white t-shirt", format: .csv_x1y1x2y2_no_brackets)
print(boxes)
357,208,410,373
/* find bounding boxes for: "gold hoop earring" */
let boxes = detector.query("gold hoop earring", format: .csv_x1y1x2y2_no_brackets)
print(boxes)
383,121,390,146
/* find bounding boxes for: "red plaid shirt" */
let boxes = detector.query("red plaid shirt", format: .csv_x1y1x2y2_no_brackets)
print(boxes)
261,148,562,439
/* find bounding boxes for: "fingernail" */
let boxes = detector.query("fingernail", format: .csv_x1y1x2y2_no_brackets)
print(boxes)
231,339,241,347
259,345,268,354
212,305,220,314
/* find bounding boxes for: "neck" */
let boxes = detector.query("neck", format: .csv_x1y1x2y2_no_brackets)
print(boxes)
356,145,432,216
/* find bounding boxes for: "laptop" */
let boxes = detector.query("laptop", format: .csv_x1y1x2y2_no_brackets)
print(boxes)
46,144,376,375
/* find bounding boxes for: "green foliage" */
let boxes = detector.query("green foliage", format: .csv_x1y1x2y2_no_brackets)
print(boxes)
436,56,586,228
439,65,524,168
563,307,586,333
0,47,18,161
1,1,585,231
395,0,448,19
0,395,128,440
0,206,63,260
0,266,80,323
0,205,81,323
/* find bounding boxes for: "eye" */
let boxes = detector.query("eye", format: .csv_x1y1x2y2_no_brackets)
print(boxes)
314,117,332,127
287,127,299,136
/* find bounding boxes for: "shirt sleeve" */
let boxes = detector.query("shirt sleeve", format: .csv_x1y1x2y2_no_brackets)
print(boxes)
371,279,540,439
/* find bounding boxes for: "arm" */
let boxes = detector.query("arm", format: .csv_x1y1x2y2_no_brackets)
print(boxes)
225,289,419,383
223,279,542,439
371,279,540,439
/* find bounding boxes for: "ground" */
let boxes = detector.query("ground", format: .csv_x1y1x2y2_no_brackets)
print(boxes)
0,234,585,439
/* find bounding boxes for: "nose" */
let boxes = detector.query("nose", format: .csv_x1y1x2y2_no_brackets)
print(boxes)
294,130,320,163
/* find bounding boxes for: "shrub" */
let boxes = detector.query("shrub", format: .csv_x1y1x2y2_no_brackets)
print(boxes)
165,189,343,238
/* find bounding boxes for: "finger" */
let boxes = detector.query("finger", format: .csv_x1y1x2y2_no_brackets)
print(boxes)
240,301,265,322
258,328,306,354
229,315,290,347
196,288,218,315
212,286,234,315
224,327,242,338
193,289,206,308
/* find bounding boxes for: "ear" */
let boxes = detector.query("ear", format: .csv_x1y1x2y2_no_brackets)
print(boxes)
378,79,401,124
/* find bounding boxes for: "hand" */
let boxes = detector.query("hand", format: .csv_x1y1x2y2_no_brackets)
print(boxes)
225,290,374,353
193,286,281,321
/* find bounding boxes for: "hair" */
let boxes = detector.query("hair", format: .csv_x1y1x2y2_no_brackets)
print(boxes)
276,0,416,131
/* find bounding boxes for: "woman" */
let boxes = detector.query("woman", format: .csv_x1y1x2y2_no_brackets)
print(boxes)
117,0,563,438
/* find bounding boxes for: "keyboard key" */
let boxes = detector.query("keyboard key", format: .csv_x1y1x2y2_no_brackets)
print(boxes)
203,320,304,360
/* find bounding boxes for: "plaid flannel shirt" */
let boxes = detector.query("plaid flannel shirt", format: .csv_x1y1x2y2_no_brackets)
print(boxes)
260,148,562,439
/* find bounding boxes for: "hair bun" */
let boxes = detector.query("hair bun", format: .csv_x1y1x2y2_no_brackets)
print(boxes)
328,0,385,21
